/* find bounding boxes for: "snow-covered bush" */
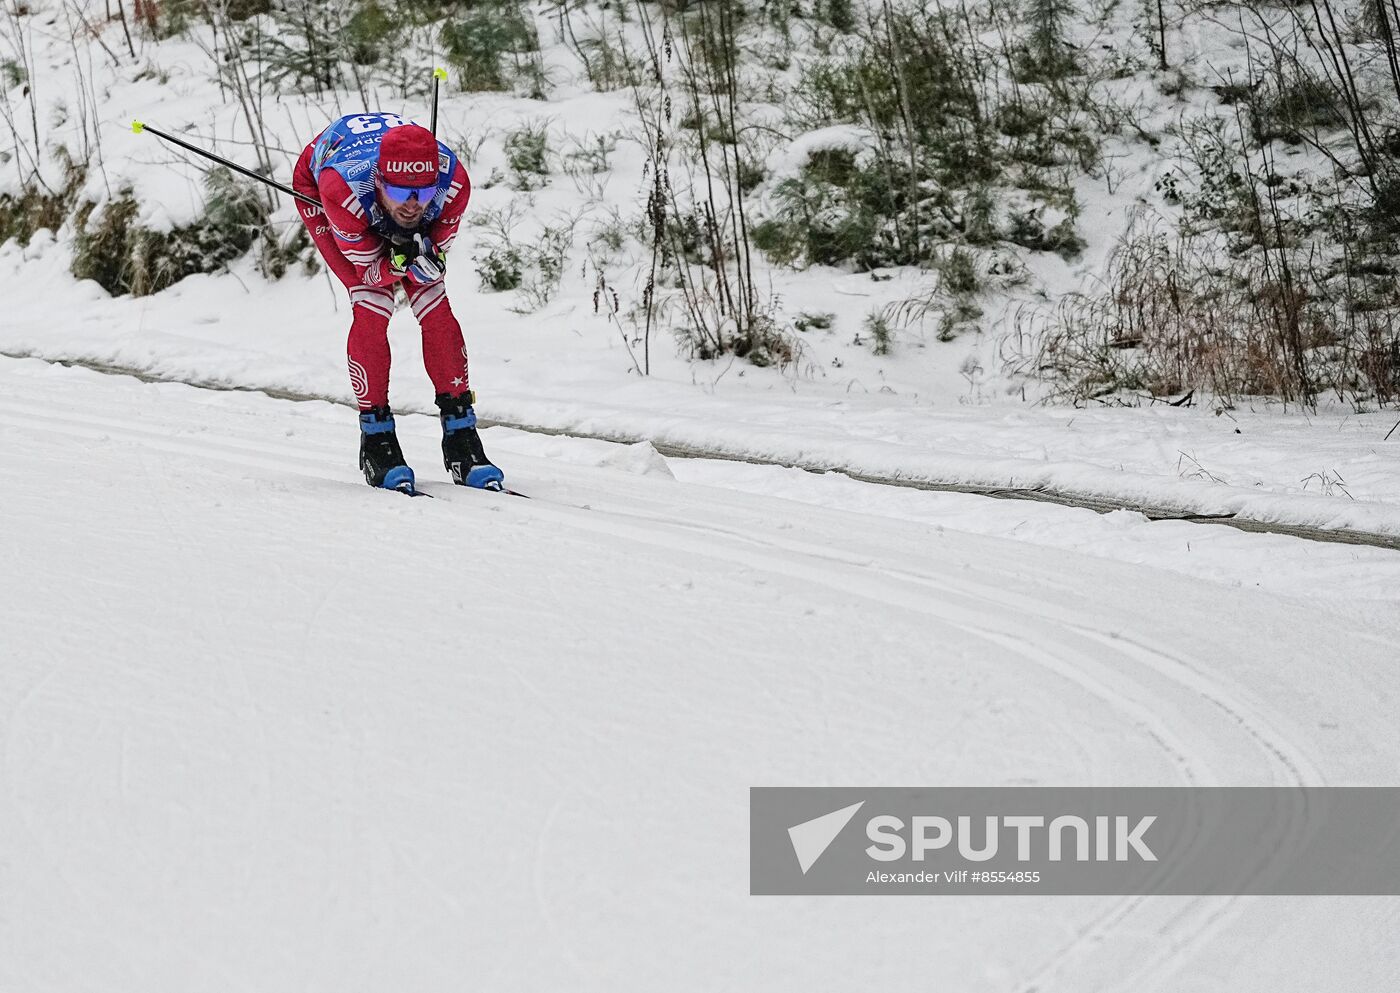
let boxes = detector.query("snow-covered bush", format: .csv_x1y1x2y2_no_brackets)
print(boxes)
1015,0,1079,84
997,188,1083,256
476,246,525,292
756,0,1098,272
862,310,893,355
440,0,544,95
71,167,271,297
936,246,980,296
469,200,574,310
0,185,67,247
0,151,82,249
752,147,888,268
1248,70,1352,146
1020,225,1400,407
504,121,551,189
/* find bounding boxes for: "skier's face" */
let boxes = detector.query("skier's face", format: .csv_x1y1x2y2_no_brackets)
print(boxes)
381,190,427,228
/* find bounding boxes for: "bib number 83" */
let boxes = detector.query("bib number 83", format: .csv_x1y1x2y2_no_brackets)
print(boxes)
346,113,407,135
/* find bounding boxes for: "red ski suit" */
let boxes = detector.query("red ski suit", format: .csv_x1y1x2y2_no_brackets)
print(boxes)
292,138,473,410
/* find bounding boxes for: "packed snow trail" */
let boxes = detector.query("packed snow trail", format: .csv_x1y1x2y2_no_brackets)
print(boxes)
2,357,1397,993
9,344,1400,552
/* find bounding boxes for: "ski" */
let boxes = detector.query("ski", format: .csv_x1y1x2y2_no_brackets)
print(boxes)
484,481,530,499
381,479,527,499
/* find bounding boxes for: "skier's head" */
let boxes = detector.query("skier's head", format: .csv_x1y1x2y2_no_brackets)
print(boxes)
376,123,439,227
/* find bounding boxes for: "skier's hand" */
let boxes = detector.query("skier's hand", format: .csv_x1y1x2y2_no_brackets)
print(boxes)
389,238,418,273
404,252,445,285
414,232,442,259
401,233,446,285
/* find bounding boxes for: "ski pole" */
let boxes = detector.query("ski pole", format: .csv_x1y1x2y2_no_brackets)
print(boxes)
430,67,447,136
131,120,323,210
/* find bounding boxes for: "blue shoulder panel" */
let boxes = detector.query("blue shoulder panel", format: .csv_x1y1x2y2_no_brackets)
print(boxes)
311,113,460,234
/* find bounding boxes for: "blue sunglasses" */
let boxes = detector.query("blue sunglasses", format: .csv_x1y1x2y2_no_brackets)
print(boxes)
380,179,435,204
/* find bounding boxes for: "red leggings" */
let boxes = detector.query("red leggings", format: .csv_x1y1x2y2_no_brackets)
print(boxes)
299,209,470,411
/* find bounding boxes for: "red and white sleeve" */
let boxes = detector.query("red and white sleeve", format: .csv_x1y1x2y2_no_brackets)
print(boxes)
426,160,472,254
316,170,401,287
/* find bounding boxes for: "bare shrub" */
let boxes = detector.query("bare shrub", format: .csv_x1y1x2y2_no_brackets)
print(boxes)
1018,224,1399,407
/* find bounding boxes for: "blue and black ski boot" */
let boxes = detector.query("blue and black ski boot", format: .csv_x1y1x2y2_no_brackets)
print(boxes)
436,390,504,490
358,406,417,493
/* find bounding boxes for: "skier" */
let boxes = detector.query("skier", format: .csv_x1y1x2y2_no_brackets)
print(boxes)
292,112,502,493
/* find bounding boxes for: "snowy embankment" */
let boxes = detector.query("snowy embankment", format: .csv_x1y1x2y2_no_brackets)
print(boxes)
4,236,1398,540
3,356,1400,992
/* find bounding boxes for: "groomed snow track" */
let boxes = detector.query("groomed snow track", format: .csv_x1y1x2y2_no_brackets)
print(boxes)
5,354,1400,993
8,348,1399,554
4,355,1399,993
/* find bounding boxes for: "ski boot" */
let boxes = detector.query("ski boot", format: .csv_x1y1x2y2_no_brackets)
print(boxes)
436,390,504,490
358,406,417,493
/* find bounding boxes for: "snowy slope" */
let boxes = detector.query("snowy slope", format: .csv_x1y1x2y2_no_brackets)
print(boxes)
3,357,1398,992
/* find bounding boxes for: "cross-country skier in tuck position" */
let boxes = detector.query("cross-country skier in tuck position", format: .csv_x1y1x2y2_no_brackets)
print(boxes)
293,111,503,493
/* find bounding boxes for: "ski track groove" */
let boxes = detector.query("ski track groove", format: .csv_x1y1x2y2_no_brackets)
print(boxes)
0,400,349,482
1049,631,1321,993
869,578,1321,993
532,786,594,987
560,503,1329,993
772,523,1325,992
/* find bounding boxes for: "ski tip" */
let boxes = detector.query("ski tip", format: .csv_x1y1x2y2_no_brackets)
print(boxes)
131,119,145,134
480,478,528,498
467,477,529,498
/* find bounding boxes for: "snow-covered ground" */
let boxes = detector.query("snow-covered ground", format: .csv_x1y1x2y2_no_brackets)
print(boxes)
6,2,1400,988
3,356,1399,991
